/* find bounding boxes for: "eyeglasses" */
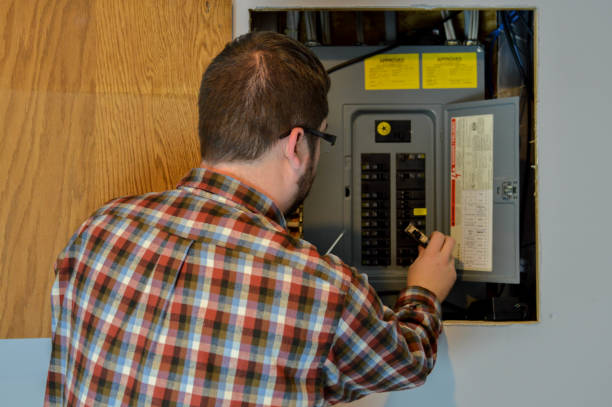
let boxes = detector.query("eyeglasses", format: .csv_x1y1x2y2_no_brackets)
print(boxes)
278,126,336,146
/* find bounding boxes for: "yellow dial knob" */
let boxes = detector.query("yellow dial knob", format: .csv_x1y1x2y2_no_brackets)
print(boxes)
377,121,391,136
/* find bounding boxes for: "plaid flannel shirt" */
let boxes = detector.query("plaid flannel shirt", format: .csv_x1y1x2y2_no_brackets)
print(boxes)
45,167,442,406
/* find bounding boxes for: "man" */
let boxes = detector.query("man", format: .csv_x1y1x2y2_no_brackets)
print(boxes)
46,31,456,406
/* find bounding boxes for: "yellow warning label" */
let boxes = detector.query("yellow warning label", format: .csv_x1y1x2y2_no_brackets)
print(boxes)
376,121,391,136
422,53,477,89
365,54,419,90
413,208,427,217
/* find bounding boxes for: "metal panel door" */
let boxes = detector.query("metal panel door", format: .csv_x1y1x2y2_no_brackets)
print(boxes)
444,97,520,283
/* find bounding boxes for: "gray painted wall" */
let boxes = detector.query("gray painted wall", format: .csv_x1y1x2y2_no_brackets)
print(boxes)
2,0,611,405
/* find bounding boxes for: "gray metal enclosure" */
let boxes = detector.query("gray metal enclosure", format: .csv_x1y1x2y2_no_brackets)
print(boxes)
304,45,520,288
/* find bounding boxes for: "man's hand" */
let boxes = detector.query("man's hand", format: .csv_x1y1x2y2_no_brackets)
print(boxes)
405,231,457,302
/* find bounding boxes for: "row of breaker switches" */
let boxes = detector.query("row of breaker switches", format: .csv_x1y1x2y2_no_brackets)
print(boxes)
361,173,389,181
361,153,391,266
362,219,390,228
396,153,426,267
362,239,391,265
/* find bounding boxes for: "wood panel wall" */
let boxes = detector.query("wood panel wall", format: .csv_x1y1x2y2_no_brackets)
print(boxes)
0,0,232,338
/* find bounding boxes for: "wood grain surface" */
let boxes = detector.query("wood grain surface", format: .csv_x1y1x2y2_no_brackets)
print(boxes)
0,0,231,338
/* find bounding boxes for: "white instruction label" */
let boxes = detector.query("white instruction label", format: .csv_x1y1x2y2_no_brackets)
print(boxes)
450,114,494,272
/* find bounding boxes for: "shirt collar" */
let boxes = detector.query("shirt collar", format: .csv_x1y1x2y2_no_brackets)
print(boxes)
177,167,287,229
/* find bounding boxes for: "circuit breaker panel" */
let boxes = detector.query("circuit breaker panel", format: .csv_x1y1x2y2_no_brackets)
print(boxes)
303,46,520,290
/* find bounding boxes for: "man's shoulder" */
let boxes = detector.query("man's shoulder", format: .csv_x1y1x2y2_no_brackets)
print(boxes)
94,188,187,218
87,187,235,240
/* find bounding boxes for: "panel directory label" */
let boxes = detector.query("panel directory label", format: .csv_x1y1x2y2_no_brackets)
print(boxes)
450,114,494,272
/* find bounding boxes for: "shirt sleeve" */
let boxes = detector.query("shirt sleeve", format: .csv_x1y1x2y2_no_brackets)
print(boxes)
321,266,442,404
46,218,94,405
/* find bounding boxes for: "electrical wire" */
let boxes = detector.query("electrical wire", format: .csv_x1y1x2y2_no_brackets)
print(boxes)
326,42,401,74
500,11,530,92
514,11,533,37
464,10,471,40
441,10,457,43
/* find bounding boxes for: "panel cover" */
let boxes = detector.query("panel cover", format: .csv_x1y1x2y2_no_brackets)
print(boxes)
444,97,520,283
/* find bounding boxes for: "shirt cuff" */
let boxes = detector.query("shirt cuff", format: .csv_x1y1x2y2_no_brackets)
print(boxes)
394,286,442,320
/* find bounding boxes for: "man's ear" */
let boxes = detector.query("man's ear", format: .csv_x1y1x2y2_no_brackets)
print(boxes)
282,127,307,171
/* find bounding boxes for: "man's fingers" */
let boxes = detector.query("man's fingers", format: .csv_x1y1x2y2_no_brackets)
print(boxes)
424,231,455,260
441,235,456,258
426,231,445,252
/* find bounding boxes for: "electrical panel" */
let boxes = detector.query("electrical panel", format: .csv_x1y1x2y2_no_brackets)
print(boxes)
304,46,520,290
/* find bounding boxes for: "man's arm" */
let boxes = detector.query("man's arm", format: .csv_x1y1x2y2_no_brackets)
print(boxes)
322,231,456,404
45,218,96,405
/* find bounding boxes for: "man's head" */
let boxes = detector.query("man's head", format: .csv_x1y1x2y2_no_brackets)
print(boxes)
198,31,330,164
197,31,331,214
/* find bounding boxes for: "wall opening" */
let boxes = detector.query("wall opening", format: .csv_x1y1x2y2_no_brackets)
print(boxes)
248,8,538,324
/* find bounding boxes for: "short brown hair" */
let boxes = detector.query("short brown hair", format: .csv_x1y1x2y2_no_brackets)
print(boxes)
198,31,330,163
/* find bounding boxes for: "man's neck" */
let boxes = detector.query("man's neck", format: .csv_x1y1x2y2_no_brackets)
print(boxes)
200,159,290,213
